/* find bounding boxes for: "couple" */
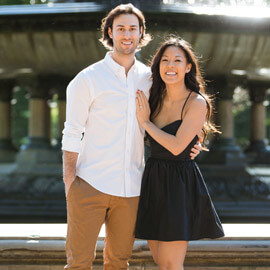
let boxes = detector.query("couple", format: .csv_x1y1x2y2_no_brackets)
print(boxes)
62,3,224,270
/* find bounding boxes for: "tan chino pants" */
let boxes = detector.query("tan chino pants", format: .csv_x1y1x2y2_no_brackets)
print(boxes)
65,176,139,270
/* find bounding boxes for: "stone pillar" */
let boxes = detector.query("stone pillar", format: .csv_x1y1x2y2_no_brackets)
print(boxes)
0,79,17,163
50,75,70,151
55,89,66,149
201,76,246,165
245,80,270,164
45,92,52,145
23,80,50,149
16,75,58,166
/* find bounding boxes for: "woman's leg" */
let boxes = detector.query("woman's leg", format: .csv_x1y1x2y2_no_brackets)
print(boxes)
148,240,159,265
155,240,188,270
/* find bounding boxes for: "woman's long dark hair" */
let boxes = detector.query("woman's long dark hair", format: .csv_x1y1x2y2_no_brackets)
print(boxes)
149,36,219,143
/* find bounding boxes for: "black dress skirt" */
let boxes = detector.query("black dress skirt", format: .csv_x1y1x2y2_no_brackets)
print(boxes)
135,120,225,241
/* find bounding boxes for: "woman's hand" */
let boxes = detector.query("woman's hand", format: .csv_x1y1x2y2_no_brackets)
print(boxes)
136,90,151,128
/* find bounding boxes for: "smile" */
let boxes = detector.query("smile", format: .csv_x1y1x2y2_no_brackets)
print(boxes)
165,72,177,75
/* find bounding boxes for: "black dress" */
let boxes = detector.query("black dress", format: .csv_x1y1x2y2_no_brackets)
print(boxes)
135,93,224,241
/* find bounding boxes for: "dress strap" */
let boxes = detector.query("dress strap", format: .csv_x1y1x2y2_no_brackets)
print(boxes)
181,91,192,120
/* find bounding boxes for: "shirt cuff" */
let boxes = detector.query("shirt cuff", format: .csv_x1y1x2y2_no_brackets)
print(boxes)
61,136,81,153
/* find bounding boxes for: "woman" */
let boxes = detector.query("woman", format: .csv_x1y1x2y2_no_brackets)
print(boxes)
135,37,224,270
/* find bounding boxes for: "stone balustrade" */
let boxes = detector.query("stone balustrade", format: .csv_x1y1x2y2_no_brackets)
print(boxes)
0,224,270,269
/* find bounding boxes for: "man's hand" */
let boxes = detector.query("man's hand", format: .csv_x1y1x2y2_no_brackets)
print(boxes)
63,151,79,198
64,177,75,197
190,134,205,160
190,141,202,160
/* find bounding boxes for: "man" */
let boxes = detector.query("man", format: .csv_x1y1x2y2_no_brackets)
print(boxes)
62,3,200,269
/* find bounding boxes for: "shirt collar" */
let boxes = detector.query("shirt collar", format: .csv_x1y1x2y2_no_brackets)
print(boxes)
104,51,138,75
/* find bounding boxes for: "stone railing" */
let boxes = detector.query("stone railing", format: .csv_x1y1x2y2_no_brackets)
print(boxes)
0,224,270,269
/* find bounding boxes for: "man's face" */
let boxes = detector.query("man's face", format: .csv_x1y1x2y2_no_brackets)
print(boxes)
108,14,142,56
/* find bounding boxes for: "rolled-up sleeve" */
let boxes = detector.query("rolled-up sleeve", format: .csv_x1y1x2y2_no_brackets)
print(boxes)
61,71,93,153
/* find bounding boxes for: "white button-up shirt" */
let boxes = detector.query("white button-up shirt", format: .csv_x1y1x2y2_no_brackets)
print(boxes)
62,52,152,197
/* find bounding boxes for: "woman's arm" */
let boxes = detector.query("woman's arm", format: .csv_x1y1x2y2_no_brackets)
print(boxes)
136,91,206,156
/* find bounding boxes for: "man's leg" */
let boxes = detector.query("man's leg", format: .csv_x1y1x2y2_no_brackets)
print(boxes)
65,177,109,270
103,195,139,270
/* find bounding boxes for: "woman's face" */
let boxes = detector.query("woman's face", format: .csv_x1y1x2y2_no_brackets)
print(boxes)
159,46,191,86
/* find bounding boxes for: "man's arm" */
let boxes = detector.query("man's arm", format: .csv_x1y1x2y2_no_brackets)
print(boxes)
63,150,79,197
61,72,93,197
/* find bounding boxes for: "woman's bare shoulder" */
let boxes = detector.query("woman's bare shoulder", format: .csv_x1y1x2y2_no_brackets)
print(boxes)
189,91,207,109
